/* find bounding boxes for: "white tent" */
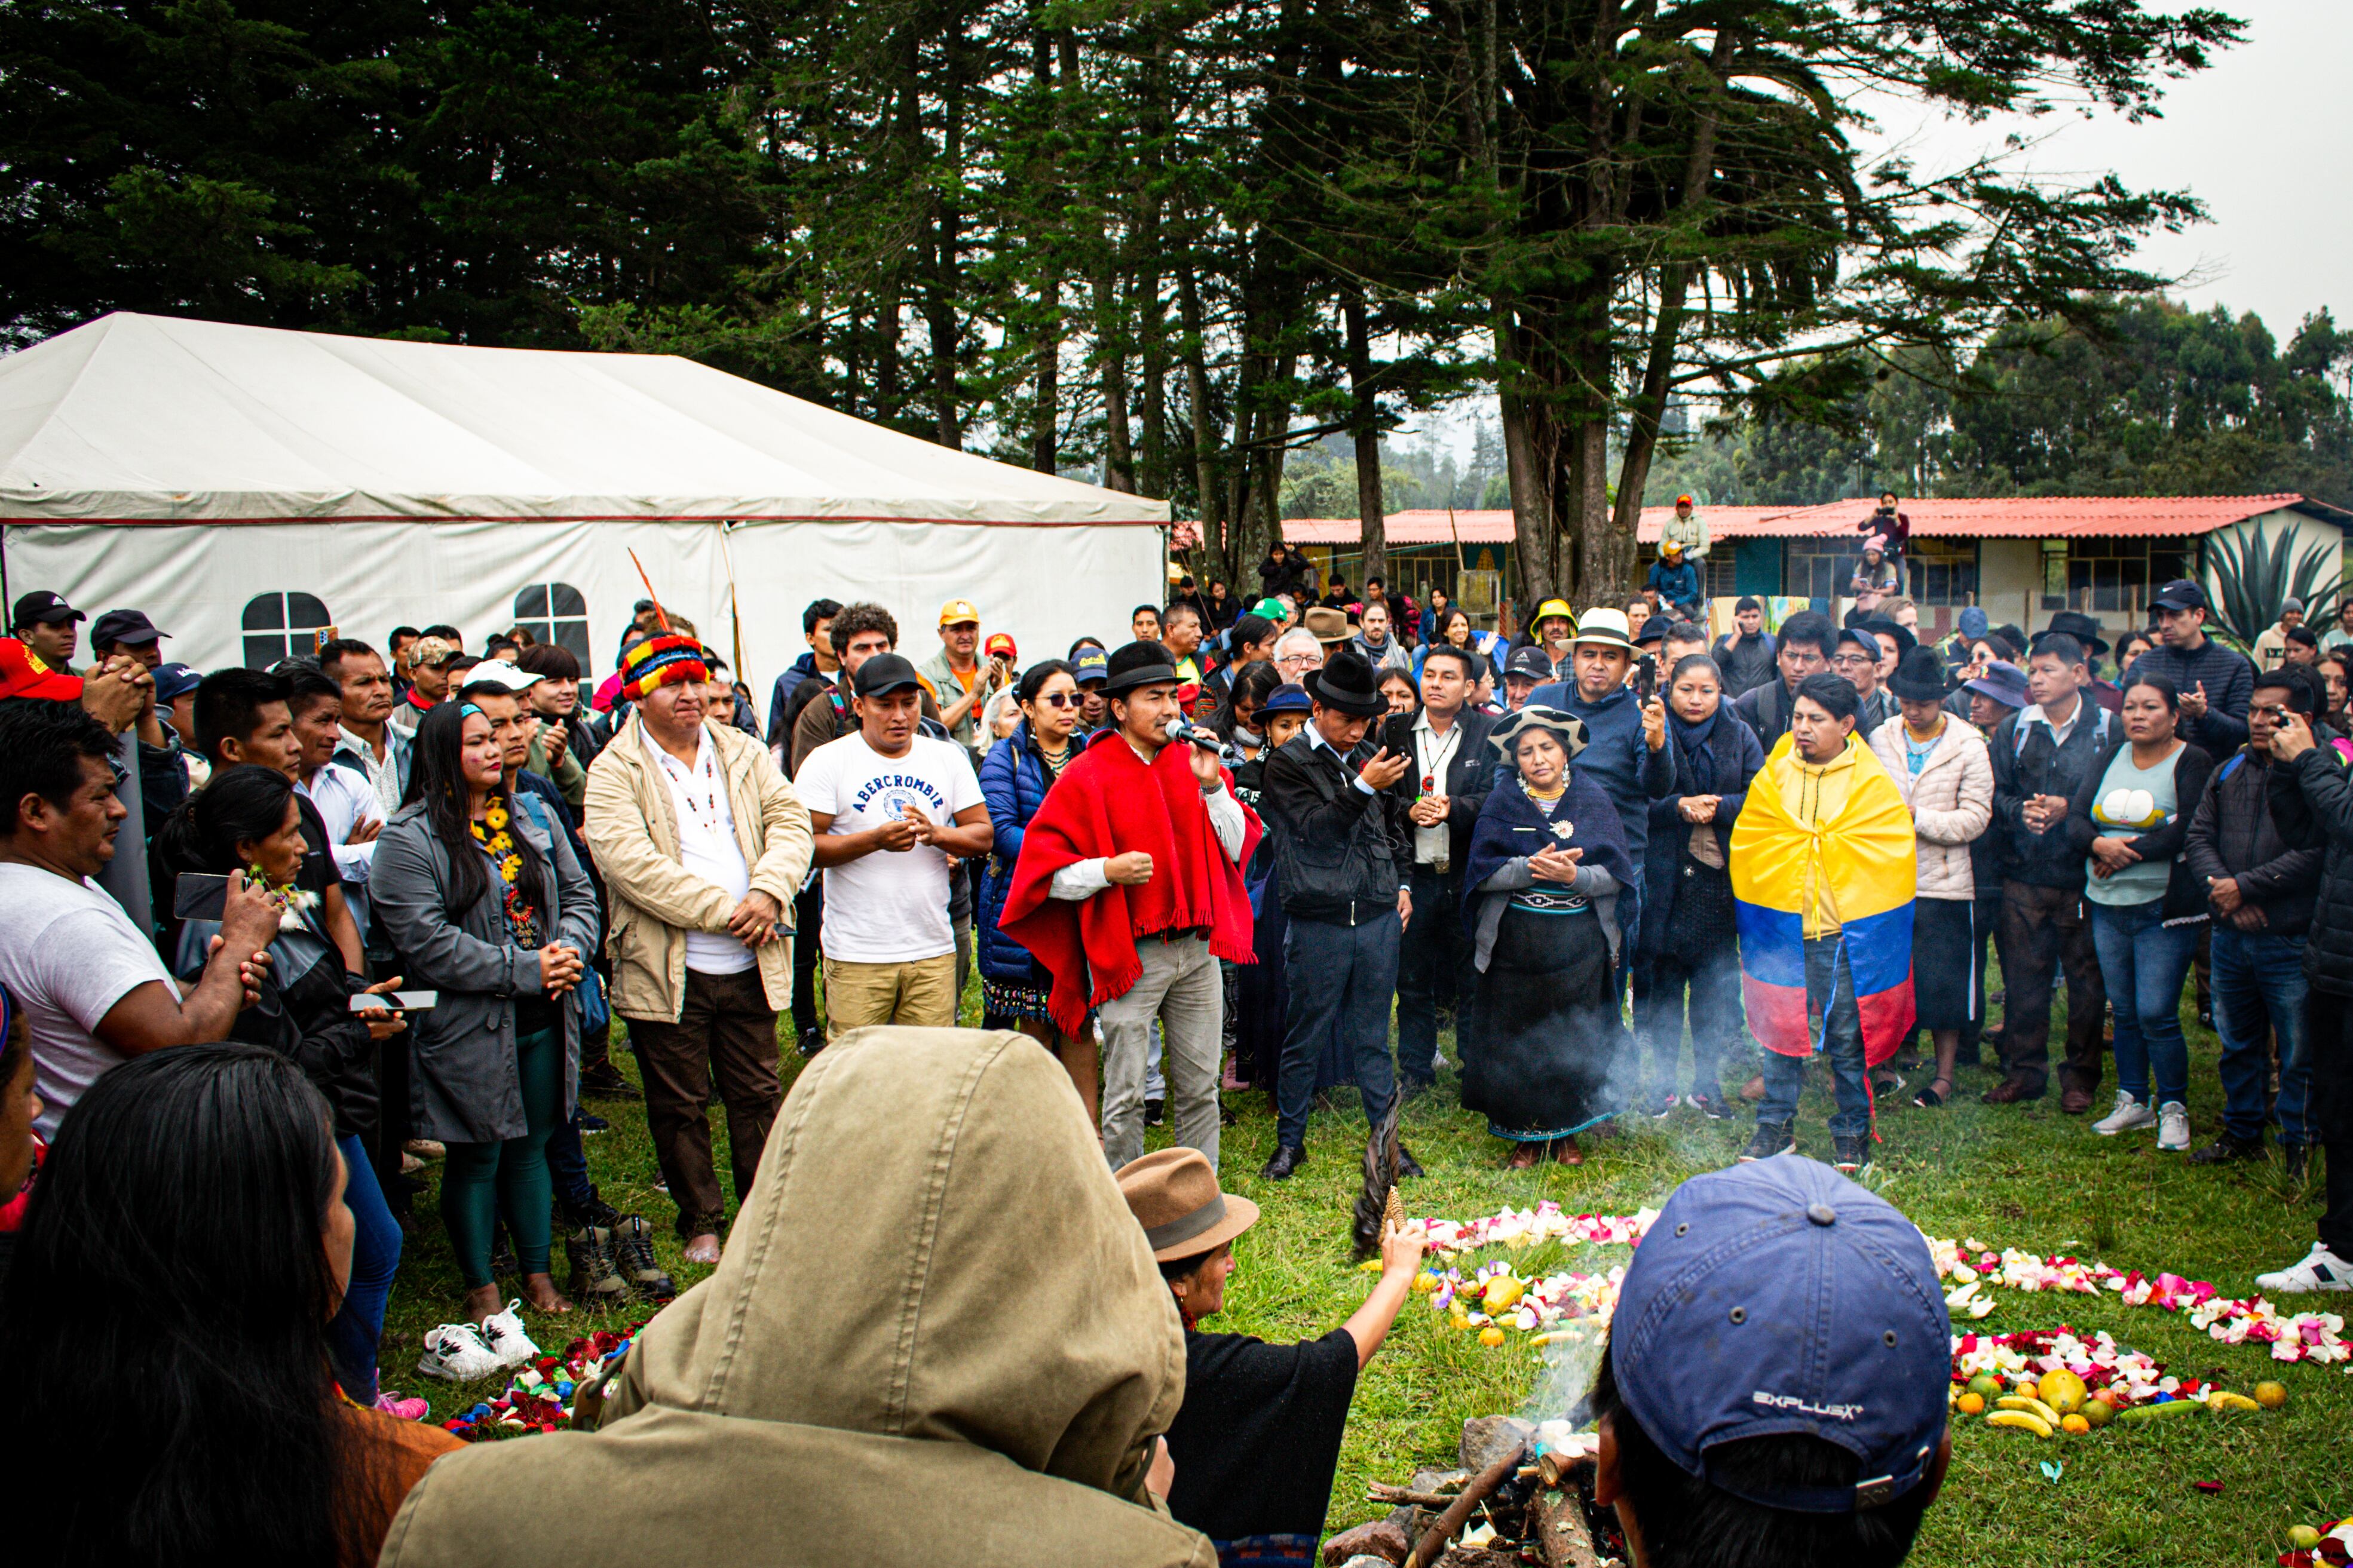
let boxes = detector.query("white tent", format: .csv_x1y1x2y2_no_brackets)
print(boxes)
0,312,1168,692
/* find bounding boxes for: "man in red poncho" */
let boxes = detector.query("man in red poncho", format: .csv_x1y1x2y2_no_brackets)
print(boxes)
1002,641,1261,1169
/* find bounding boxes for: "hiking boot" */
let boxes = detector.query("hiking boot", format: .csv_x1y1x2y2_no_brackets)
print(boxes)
796,1027,826,1058
2189,1132,2263,1166
560,1187,623,1233
2059,1085,2094,1115
1395,1144,1426,1180
610,1215,679,1302
1260,1144,1306,1180
1981,1076,2045,1105
566,1225,630,1305
490,1233,518,1278
1738,1122,1796,1163
578,1062,639,1100
2092,1092,2156,1136
1833,1134,1870,1175
1145,1097,1166,1127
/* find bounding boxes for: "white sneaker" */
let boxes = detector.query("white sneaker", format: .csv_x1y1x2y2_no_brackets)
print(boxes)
2092,1092,2156,1136
2156,1101,2190,1152
477,1299,541,1371
416,1321,504,1382
2254,1242,2353,1295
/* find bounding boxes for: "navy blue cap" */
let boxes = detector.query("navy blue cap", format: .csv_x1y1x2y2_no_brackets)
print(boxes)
2151,578,2207,613
1072,647,1111,685
1260,683,1312,714
151,662,203,702
1611,1158,1949,1514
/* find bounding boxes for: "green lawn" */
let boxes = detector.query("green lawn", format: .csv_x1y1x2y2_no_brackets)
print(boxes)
379,980,2349,1566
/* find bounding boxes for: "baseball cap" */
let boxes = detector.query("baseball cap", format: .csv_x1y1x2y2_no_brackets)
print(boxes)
406,635,465,670
985,632,1018,661
1505,645,1554,681
456,659,546,694
1072,647,1110,686
2151,578,2208,613
151,662,203,702
11,591,82,629
1675,493,1695,507
938,599,981,628
90,608,168,649
0,637,85,701
1610,1158,1950,1514
853,652,923,698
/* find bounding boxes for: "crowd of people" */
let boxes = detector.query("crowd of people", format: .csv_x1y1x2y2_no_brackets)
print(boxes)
0,513,2348,1563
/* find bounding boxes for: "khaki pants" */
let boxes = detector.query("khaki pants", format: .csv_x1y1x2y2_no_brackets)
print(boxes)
823,953,958,1035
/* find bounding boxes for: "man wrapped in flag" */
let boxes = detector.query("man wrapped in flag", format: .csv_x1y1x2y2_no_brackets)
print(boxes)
1730,672,1918,1174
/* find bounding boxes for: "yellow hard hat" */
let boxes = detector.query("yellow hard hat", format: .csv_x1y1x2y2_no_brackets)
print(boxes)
1534,599,1575,627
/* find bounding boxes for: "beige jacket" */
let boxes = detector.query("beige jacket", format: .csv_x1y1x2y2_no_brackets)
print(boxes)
583,713,813,1020
1870,716,1993,900
379,1027,1216,1568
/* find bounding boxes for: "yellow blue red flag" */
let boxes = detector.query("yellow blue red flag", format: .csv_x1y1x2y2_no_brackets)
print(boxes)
1729,732,1917,1066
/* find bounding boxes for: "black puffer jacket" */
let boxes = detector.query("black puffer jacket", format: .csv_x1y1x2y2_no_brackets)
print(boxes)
2184,747,2323,935
1261,731,1410,924
2268,741,2353,995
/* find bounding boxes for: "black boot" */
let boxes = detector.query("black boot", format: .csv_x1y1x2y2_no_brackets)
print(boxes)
1260,1144,1307,1180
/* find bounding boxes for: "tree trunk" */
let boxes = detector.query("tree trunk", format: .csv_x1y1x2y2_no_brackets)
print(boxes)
1174,250,1227,576
926,30,966,449
1095,266,1135,490
1345,288,1386,591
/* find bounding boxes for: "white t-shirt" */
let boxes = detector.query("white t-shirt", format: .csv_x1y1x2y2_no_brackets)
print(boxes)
640,726,756,975
795,732,984,963
0,862,176,1137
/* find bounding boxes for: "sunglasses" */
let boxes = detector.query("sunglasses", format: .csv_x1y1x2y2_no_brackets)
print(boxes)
1034,692,1080,709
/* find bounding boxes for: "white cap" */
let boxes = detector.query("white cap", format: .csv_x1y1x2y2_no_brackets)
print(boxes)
456,660,544,694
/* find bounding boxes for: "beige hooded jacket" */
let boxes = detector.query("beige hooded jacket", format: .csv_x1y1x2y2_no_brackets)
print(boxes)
378,1026,1215,1568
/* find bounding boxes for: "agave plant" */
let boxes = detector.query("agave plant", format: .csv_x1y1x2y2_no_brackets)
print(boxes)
2202,523,2345,648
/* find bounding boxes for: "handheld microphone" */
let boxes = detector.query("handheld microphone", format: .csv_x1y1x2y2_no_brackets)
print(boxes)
1166,719,1237,763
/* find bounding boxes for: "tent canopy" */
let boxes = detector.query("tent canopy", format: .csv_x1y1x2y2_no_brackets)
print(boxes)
0,312,1166,527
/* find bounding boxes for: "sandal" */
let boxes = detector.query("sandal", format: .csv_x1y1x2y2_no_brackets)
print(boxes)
1913,1078,1953,1109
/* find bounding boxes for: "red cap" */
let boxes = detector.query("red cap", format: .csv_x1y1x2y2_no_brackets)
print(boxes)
985,632,1018,661
0,638,84,702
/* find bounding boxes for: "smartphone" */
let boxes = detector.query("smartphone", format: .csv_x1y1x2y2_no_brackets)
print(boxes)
351,991,438,1011
1379,711,1417,761
173,872,231,922
1634,654,1659,704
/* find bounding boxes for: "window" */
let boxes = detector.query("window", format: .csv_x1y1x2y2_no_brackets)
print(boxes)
513,582,591,662
241,592,334,668
1904,539,1979,607
2042,538,2193,614
1782,538,1859,603
1703,553,1739,601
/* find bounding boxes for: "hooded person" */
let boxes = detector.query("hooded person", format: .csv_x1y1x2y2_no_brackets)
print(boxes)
378,1026,1216,1568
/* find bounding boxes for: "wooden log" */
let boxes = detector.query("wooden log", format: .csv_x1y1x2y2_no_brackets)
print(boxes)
1529,1459,1601,1568
1406,1441,1527,1568
1368,1484,1461,1508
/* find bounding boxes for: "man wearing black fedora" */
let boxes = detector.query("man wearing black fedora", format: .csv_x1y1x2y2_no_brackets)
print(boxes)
1258,649,1418,1179
2038,611,2118,714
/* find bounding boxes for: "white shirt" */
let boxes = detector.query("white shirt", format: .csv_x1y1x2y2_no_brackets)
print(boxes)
2033,692,2086,747
0,863,175,1137
639,726,756,975
1412,710,1466,866
338,723,406,819
302,760,384,885
796,732,984,963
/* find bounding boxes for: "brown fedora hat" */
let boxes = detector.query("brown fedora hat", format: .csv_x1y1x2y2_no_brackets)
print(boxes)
1116,1148,1261,1261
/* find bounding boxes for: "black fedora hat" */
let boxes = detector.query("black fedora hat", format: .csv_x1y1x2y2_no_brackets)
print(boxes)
1101,639,1179,695
2036,610,2110,658
1889,646,1950,702
1303,649,1388,716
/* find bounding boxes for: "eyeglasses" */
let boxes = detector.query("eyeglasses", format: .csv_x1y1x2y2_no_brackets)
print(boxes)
1276,655,1319,669
1831,653,1876,670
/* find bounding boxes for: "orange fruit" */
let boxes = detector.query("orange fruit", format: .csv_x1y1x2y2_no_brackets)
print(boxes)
2060,1414,2090,1435
1478,1326,1506,1348
1956,1392,1985,1416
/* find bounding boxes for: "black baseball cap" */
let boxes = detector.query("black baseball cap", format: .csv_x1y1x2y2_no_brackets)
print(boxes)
11,591,82,628
1505,645,1554,681
2151,578,2208,613
90,608,168,648
851,652,924,698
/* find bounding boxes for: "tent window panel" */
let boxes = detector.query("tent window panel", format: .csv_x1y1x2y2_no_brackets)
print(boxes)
241,592,333,668
513,582,591,663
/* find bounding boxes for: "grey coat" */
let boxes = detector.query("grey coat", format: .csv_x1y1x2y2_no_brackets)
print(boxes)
371,799,599,1143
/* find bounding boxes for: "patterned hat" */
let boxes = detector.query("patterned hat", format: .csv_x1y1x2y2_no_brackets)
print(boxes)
618,633,709,700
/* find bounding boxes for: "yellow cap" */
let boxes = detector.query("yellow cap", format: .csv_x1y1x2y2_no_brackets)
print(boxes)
1534,599,1575,626
938,599,980,627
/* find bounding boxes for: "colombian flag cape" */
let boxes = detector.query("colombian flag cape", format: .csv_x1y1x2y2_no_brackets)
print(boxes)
1730,731,1917,1066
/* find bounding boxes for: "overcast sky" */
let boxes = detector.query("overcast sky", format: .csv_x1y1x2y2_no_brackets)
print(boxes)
1868,0,2352,339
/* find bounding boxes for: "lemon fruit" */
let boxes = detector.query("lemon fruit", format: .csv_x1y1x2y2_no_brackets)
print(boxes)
2255,1381,2288,1409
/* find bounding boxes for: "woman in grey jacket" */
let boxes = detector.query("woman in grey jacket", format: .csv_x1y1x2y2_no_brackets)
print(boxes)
374,701,598,1327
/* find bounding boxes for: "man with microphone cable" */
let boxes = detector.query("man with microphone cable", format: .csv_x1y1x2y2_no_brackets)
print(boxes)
1001,642,1264,1168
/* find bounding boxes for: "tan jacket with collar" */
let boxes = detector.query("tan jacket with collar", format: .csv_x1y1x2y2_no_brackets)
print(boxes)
1870,714,1993,901
584,711,814,1020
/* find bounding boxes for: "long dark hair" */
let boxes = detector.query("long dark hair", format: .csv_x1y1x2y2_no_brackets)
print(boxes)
1215,659,1287,739
402,698,552,918
0,1044,370,1564
154,763,298,877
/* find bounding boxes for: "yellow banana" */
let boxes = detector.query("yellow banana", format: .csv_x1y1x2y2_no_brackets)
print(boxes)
1997,1395,2063,1426
2205,1391,2262,1412
1986,1410,2054,1438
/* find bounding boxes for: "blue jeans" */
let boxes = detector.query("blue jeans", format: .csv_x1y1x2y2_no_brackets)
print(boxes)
1276,912,1401,1149
2088,899,2199,1107
1757,939,1871,1137
329,1132,402,1401
2212,925,2312,1144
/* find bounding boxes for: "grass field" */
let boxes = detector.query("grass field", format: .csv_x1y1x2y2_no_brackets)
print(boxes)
379,983,2349,1566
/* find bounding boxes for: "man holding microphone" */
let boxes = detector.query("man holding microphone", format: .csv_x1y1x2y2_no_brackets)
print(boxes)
1002,642,1263,1168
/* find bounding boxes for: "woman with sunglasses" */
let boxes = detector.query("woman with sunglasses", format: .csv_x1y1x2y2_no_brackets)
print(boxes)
978,660,1100,1124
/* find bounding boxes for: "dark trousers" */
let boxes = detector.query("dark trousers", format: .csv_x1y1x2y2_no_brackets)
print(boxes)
1998,880,2107,1094
2304,985,2353,1258
372,1033,413,1217
1635,948,1742,1097
628,968,782,1236
1276,911,1401,1149
791,880,824,1040
1958,891,2005,1066
1396,864,1473,1086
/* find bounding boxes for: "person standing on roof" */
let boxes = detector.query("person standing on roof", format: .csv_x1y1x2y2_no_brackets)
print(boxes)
1863,489,1911,563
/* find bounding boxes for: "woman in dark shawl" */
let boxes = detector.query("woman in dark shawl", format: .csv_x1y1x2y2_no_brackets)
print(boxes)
1460,706,1637,1167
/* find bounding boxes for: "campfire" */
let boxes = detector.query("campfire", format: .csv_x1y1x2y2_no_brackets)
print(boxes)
1323,1415,1625,1568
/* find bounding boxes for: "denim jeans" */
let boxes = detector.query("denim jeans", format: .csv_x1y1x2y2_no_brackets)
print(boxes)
1276,912,1401,1149
2088,898,2199,1107
328,1131,403,1400
1756,938,1871,1137
2212,925,2312,1144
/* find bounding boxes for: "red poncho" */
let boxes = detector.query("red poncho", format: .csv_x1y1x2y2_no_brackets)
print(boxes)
1000,733,1263,1036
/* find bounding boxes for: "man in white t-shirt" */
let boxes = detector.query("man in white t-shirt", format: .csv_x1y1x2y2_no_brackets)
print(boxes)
0,701,280,1137
796,653,992,1033
583,633,813,1263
